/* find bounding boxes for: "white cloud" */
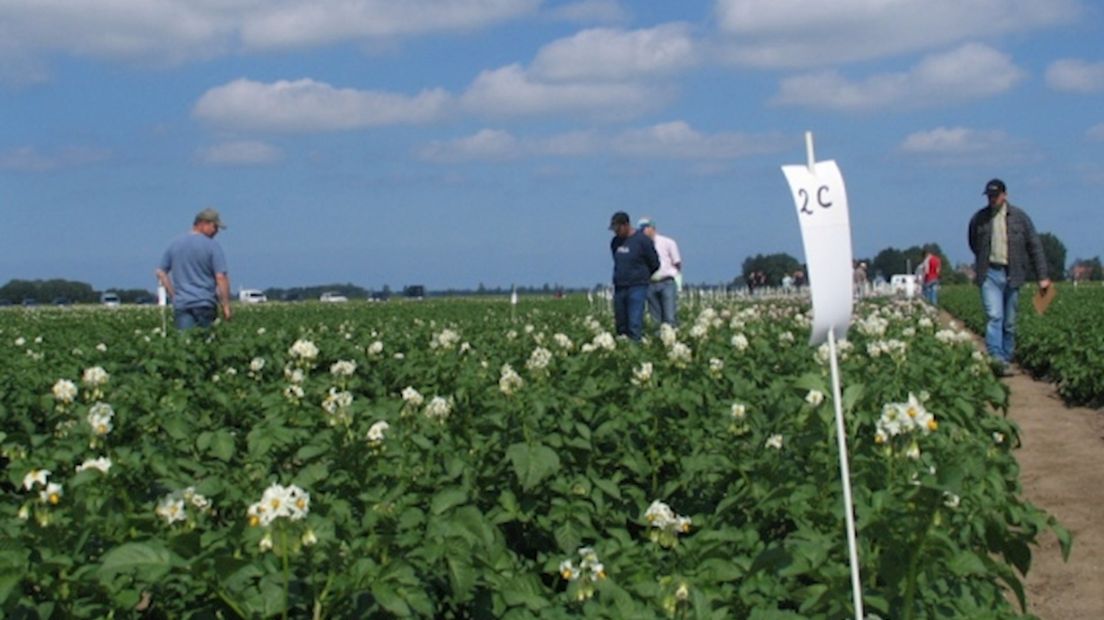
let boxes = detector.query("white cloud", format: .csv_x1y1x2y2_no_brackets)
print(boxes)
611,121,787,159
1088,123,1104,141
197,140,283,165
1046,59,1104,93
193,78,452,132
0,1,236,67
459,64,663,120
530,23,697,82
0,146,110,171
714,0,1081,68
0,0,539,66
240,0,540,50
773,44,1025,110
419,129,521,162
545,0,629,24
418,121,787,162
900,127,1013,153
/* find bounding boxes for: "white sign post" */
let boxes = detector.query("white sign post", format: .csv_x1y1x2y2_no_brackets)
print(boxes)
781,132,864,620
157,284,168,336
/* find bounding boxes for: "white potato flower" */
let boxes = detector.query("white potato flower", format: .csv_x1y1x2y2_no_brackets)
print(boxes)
76,457,112,474
23,468,50,490
52,379,78,404
82,366,110,387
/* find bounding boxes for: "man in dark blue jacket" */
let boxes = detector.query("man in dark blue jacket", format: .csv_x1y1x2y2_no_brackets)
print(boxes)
609,211,660,340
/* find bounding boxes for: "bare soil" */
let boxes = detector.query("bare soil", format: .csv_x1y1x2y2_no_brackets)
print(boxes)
1002,367,1104,618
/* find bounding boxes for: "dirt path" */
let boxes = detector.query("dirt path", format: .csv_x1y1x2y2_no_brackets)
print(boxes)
1002,367,1104,619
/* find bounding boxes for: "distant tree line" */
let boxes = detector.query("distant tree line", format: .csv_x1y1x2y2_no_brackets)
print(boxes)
0,279,152,304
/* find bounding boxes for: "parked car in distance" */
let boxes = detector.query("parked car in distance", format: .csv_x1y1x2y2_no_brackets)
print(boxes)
319,292,348,303
238,289,268,303
101,292,121,307
889,274,919,295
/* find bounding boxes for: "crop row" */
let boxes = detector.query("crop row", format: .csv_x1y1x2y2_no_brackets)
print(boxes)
940,283,1104,406
0,298,1068,618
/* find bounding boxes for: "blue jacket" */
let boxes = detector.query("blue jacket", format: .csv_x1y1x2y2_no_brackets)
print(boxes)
611,230,660,288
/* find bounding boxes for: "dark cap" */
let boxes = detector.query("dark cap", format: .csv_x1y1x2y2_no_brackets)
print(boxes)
195,207,227,229
983,179,1006,196
609,211,630,230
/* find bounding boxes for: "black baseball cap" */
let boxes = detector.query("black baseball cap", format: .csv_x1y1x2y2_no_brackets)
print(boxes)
609,211,630,230
983,179,1006,196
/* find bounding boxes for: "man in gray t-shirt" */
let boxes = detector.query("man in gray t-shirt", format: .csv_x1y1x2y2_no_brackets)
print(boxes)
156,208,233,329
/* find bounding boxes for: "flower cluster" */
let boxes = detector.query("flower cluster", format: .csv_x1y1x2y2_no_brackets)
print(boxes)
666,341,692,368
935,328,974,345
631,362,654,387
424,396,453,422
321,388,354,426
731,333,749,351
430,328,461,350
552,333,574,350
867,338,908,361
765,434,784,450
82,366,108,383
559,546,606,601
728,402,749,435
366,420,390,452
874,393,938,458
21,467,62,512
644,500,692,548
499,364,524,395
156,486,211,526
580,332,616,353
247,483,310,528
52,379,78,405
401,386,425,414
87,402,115,437
288,339,319,365
76,456,112,474
330,359,357,377
805,390,825,407
525,347,553,376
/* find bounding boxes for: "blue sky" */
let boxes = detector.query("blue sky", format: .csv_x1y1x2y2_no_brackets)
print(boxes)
2,0,1102,292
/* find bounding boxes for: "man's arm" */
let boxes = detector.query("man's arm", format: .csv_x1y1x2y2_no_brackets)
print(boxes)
1022,214,1051,289
215,273,233,320
154,269,174,300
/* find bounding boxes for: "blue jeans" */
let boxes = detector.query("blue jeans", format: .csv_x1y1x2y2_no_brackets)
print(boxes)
923,282,939,305
613,285,648,341
174,306,217,330
980,267,1019,363
647,278,678,327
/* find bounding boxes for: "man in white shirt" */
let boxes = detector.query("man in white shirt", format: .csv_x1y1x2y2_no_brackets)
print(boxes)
639,217,682,327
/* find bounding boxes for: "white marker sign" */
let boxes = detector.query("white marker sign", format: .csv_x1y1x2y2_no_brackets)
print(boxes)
781,155,854,345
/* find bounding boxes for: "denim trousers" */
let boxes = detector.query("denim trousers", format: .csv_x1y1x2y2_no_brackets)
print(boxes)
613,285,648,341
174,306,217,330
980,267,1019,363
922,282,939,305
647,278,679,327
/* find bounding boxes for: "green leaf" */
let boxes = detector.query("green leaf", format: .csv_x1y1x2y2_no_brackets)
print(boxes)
431,487,468,515
210,429,235,461
506,442,561,492
373,583,411,616
96,542,177,582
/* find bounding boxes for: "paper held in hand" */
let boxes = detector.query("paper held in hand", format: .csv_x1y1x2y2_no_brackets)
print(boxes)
1033,285,1056,315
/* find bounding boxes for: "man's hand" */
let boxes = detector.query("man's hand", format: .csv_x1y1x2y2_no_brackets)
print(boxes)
1039,278,1052,290
221,304,233,321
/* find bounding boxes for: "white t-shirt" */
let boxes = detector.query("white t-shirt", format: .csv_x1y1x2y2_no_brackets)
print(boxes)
650,233,682,281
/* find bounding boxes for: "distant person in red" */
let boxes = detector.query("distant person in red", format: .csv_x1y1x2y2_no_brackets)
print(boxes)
921,248,941,305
